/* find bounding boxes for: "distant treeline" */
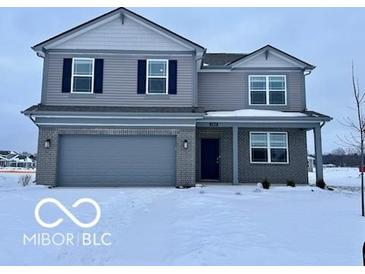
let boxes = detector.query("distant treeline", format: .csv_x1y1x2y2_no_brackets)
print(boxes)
322,153,361,167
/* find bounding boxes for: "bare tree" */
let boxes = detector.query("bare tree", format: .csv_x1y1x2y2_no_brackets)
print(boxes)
339,64,365,217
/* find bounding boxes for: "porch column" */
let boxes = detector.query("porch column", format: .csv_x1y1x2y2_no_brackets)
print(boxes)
233,126,239,184
314,125,323,182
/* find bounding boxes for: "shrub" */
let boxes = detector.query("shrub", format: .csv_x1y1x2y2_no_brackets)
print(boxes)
261,178,270,189
287,180,296,187
316,179,326,189
18,174,32,187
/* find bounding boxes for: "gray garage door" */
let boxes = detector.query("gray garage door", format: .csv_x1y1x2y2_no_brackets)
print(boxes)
57,135,176,186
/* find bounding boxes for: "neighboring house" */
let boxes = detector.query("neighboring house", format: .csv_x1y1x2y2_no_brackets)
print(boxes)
12,154,36,169
23,7,331,187
0,151,36,169
0,156,6,167
0,151,17,168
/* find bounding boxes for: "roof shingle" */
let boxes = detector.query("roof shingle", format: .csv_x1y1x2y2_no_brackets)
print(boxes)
202,53,248,67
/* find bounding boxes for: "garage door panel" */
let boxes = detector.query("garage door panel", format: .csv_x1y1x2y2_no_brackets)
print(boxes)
59,174,173,186
58,135,176,186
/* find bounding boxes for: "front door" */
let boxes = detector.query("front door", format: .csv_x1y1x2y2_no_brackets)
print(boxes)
201,138,220,180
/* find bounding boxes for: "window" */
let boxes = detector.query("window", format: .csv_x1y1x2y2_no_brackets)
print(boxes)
71,58,94,93
250,132,288,163
146,59,168,94
249,75,286,105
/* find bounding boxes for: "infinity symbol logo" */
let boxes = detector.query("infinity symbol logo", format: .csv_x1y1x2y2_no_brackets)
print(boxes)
34,198,101,228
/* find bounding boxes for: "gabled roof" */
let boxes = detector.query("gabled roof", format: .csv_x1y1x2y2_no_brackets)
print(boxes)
6,154,17,160
228,44,315,70
0,150,13,156
32,7,205,53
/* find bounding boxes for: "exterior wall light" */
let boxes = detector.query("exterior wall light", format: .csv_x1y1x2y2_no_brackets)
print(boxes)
44,139,51,149
183,139,188,149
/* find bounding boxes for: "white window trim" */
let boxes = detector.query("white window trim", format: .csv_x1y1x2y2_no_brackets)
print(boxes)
146,59,169,95
248,75,287,106
249,131,289,164
70,57,95,94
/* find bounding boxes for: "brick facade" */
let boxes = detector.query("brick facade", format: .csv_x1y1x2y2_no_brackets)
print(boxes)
36,126,308,187
196,127,308,184
36,127,196,187
196,127,233,182
238,128,308,184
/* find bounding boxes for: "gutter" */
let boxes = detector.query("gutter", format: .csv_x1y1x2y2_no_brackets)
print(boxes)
202,115,332,123
21,110,38,127
304,69,312,76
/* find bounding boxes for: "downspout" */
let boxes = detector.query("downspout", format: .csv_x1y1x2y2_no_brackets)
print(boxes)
21,111,38,128
303,68,312,111
28,114,35,123
193,48,206,108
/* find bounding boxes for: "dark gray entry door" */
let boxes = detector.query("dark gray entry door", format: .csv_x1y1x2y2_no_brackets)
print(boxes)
201,138,220,180
57,135,176,186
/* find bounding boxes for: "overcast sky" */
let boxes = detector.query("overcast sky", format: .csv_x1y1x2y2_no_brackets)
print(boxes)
0,7,364,154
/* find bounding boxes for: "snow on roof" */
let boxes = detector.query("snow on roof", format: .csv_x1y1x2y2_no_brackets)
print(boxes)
206,109,307,118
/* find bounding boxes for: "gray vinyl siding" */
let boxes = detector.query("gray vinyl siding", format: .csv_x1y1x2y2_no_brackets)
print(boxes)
52,15,191,51
44,53,194,107
198,70,306,111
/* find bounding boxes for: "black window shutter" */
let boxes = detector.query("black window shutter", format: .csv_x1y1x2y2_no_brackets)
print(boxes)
137,60,147,94
168,60,177,94
94,59,104,94
62,58,72,93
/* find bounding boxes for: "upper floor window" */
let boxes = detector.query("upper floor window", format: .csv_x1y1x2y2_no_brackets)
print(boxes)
250,132,289,164
146,59,168,94
249,75,286,105
71,58,94,93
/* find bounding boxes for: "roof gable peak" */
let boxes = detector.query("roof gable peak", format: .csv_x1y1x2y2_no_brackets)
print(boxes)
229,45,315,70
32,7,205,54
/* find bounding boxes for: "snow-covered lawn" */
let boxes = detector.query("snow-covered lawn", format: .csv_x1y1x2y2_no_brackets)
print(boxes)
0,170,364,266
309,167,361,187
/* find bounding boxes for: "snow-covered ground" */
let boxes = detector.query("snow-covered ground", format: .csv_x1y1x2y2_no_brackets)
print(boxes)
0,169,364,266
309,167,361,187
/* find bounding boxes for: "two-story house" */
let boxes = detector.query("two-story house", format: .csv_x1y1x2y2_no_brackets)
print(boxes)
23,7,331,187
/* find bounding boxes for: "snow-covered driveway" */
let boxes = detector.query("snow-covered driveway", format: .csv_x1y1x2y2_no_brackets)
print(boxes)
0,172,364,266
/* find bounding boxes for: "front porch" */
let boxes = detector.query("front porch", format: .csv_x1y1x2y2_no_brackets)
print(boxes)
196,109,331,185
